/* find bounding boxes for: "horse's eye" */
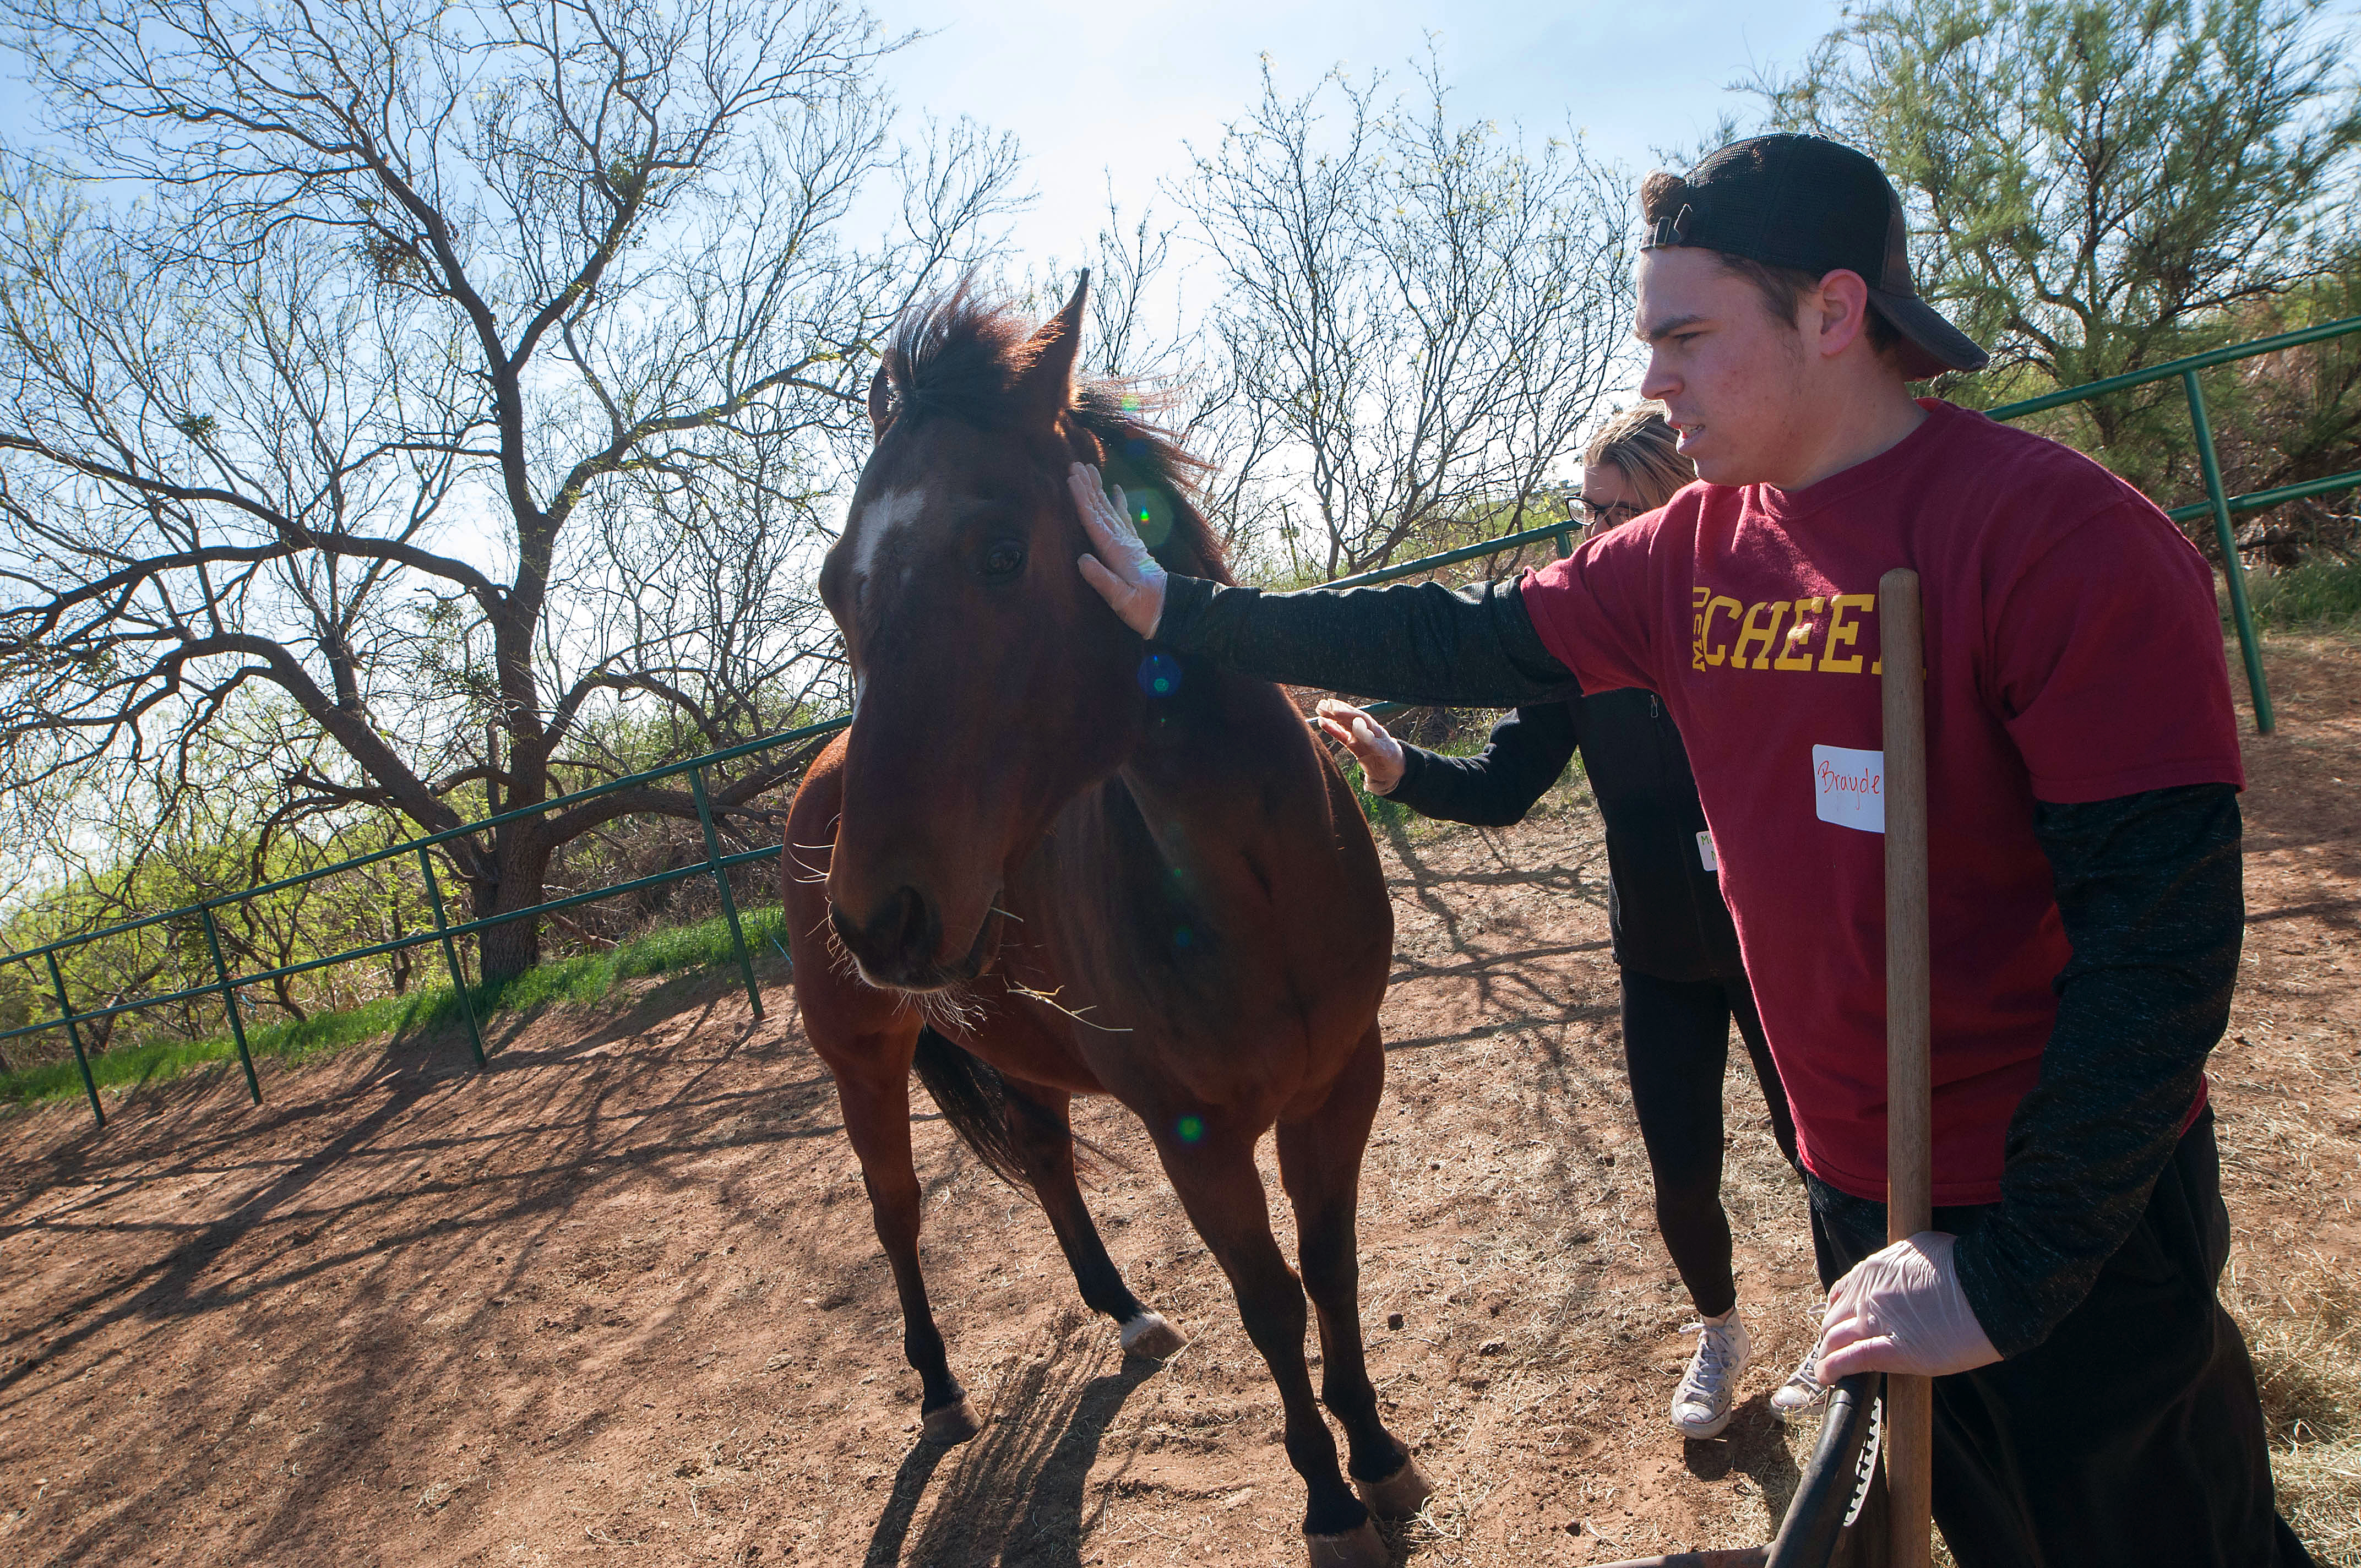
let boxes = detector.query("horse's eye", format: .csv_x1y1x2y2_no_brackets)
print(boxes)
982,540,1026,578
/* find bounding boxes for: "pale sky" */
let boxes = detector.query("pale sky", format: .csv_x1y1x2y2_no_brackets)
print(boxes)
2,0,1838,263
872,0,1835,269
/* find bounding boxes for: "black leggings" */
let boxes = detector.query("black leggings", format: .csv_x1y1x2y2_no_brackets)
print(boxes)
1619,965,1809,1318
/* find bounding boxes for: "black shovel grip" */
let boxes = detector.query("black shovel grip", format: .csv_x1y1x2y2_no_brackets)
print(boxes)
1765,1373,1885,1568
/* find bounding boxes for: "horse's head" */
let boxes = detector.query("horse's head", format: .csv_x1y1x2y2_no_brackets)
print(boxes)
818,275,1225,992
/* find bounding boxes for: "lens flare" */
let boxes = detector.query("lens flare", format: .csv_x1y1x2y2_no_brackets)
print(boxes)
1176,1114,1205,1144
1138,650,1182,698
1127,486,1174,548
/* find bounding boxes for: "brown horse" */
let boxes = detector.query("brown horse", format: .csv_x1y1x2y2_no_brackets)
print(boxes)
780,275,1426,1565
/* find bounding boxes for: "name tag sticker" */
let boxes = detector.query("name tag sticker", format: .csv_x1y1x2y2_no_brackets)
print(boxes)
1696,831,1718,870
1813,744,1885,834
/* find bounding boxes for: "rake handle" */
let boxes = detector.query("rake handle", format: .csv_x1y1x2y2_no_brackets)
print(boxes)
1880,567,1934,1568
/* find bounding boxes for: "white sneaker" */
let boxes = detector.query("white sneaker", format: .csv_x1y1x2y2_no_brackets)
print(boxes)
1770,1337,1826,1418
1669,1308,1753,1439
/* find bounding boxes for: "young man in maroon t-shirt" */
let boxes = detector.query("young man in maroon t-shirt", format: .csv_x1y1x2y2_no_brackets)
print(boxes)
1070,135,2311,1566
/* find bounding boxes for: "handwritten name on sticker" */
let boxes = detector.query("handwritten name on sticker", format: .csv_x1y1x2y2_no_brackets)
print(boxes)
1812,744,1885,834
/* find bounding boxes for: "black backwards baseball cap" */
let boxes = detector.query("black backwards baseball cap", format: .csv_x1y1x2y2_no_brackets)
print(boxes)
1641,134,1988,380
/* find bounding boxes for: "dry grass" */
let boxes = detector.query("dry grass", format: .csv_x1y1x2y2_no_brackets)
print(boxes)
2233,1270,2361,1559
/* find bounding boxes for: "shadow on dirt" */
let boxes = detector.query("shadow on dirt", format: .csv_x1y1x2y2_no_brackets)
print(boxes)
2234,640,2361,938
1684,1397,1805,1522
0,966,847,1566
873,1309,1162,1567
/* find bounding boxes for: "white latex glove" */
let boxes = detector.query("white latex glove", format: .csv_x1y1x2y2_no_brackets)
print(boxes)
1314,699,1407,794
1069,462,1168,638
1815,1231,2003,1381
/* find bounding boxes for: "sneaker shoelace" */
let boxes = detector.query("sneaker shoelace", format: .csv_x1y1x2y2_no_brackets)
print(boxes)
1680,1320,1740,1397
1791,1340,1821,1385
1775,1340,1824,1406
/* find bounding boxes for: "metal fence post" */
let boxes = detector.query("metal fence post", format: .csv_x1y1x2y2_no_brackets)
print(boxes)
197,907,263,1105
690,765,765,1019
2183,371,2275,734
416,848,488,1068
1554,527,1574,559
41,951,105,1127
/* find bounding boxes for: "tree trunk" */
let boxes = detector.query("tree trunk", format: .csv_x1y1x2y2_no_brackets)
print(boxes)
473,826,557,983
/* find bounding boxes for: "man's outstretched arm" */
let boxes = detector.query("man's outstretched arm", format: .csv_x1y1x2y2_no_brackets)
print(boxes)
1072,464,1581,708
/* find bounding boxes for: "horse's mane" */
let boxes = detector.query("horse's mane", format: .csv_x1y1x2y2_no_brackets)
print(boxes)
882,280,1236,586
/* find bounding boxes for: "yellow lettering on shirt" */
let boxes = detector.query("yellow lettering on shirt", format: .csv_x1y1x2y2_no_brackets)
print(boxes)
1776,596,1826,670
1698,595,1742,667
1732,600,1791,670
1819,593,1874,674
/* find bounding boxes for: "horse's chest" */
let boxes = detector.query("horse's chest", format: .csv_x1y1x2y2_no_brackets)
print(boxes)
1010,858,1378,1050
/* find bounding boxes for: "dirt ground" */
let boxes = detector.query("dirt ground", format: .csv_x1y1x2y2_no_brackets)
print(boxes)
3,635,2357,1568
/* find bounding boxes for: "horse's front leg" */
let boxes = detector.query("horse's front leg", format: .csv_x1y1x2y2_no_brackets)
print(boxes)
1278,1024,1429,1518
1155,1120,1383,1568
827,1030,980,1443
999,1077,1188,1358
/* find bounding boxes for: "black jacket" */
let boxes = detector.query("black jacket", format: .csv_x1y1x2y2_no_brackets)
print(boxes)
1387,694,1744,984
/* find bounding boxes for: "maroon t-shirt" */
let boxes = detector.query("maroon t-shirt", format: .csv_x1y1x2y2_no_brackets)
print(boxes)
1521,400,2244,1204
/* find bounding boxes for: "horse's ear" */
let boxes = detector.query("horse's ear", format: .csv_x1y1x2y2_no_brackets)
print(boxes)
867,363,894,439
1011,270,1089,423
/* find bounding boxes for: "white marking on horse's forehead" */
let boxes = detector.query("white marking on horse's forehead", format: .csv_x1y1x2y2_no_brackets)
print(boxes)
848,485,928,590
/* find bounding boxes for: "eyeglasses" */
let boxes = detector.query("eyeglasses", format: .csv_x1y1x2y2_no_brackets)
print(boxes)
1581,498,1645,528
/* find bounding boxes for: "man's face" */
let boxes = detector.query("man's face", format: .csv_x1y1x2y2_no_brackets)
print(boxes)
1635,247,1813,487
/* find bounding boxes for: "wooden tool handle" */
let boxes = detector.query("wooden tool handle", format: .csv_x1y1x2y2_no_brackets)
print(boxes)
1879,567,1934,1568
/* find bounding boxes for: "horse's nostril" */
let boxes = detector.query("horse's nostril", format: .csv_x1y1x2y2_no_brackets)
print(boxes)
834,886,941,977
882,886,931,952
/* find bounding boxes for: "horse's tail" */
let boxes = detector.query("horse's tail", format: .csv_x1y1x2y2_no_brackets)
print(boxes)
907,1027,1123,1191
910,1026,1036,1190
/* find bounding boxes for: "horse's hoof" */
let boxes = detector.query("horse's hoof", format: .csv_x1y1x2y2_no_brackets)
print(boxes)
1120,1311,1187,1360
920,1395,980,1445
1302,1521,1388,1568
1354,1453,1432,1519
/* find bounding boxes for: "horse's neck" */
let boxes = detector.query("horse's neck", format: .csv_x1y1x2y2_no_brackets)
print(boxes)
1112,663,1318,843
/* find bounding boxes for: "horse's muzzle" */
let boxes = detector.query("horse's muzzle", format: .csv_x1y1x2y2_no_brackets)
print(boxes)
830,887,1000,992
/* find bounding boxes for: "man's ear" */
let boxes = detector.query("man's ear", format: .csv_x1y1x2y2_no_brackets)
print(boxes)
1011,270,1089,423
867,363,894,439
1814,269,1873,360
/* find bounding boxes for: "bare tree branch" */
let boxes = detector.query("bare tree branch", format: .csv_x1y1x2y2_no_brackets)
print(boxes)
1,0,1019,976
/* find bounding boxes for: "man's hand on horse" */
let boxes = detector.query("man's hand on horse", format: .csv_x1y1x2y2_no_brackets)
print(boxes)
1813,1231,2002,1381
1071,463,1168,638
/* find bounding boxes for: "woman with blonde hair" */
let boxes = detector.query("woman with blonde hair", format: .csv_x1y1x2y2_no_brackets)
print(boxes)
1318,404,1825,1438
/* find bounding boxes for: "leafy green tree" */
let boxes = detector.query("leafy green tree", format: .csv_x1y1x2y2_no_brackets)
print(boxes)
2204,246,2361,561
1754,0,2361,473
0,959,39,1071
3,733,445,1065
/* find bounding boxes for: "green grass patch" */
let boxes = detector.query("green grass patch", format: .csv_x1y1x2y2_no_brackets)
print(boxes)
2237,560,2361,630
0,902,790,1110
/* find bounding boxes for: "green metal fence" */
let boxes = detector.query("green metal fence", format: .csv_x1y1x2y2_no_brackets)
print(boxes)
6,317,2357,1125
1,728,844,1126
1985,313,2361,736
